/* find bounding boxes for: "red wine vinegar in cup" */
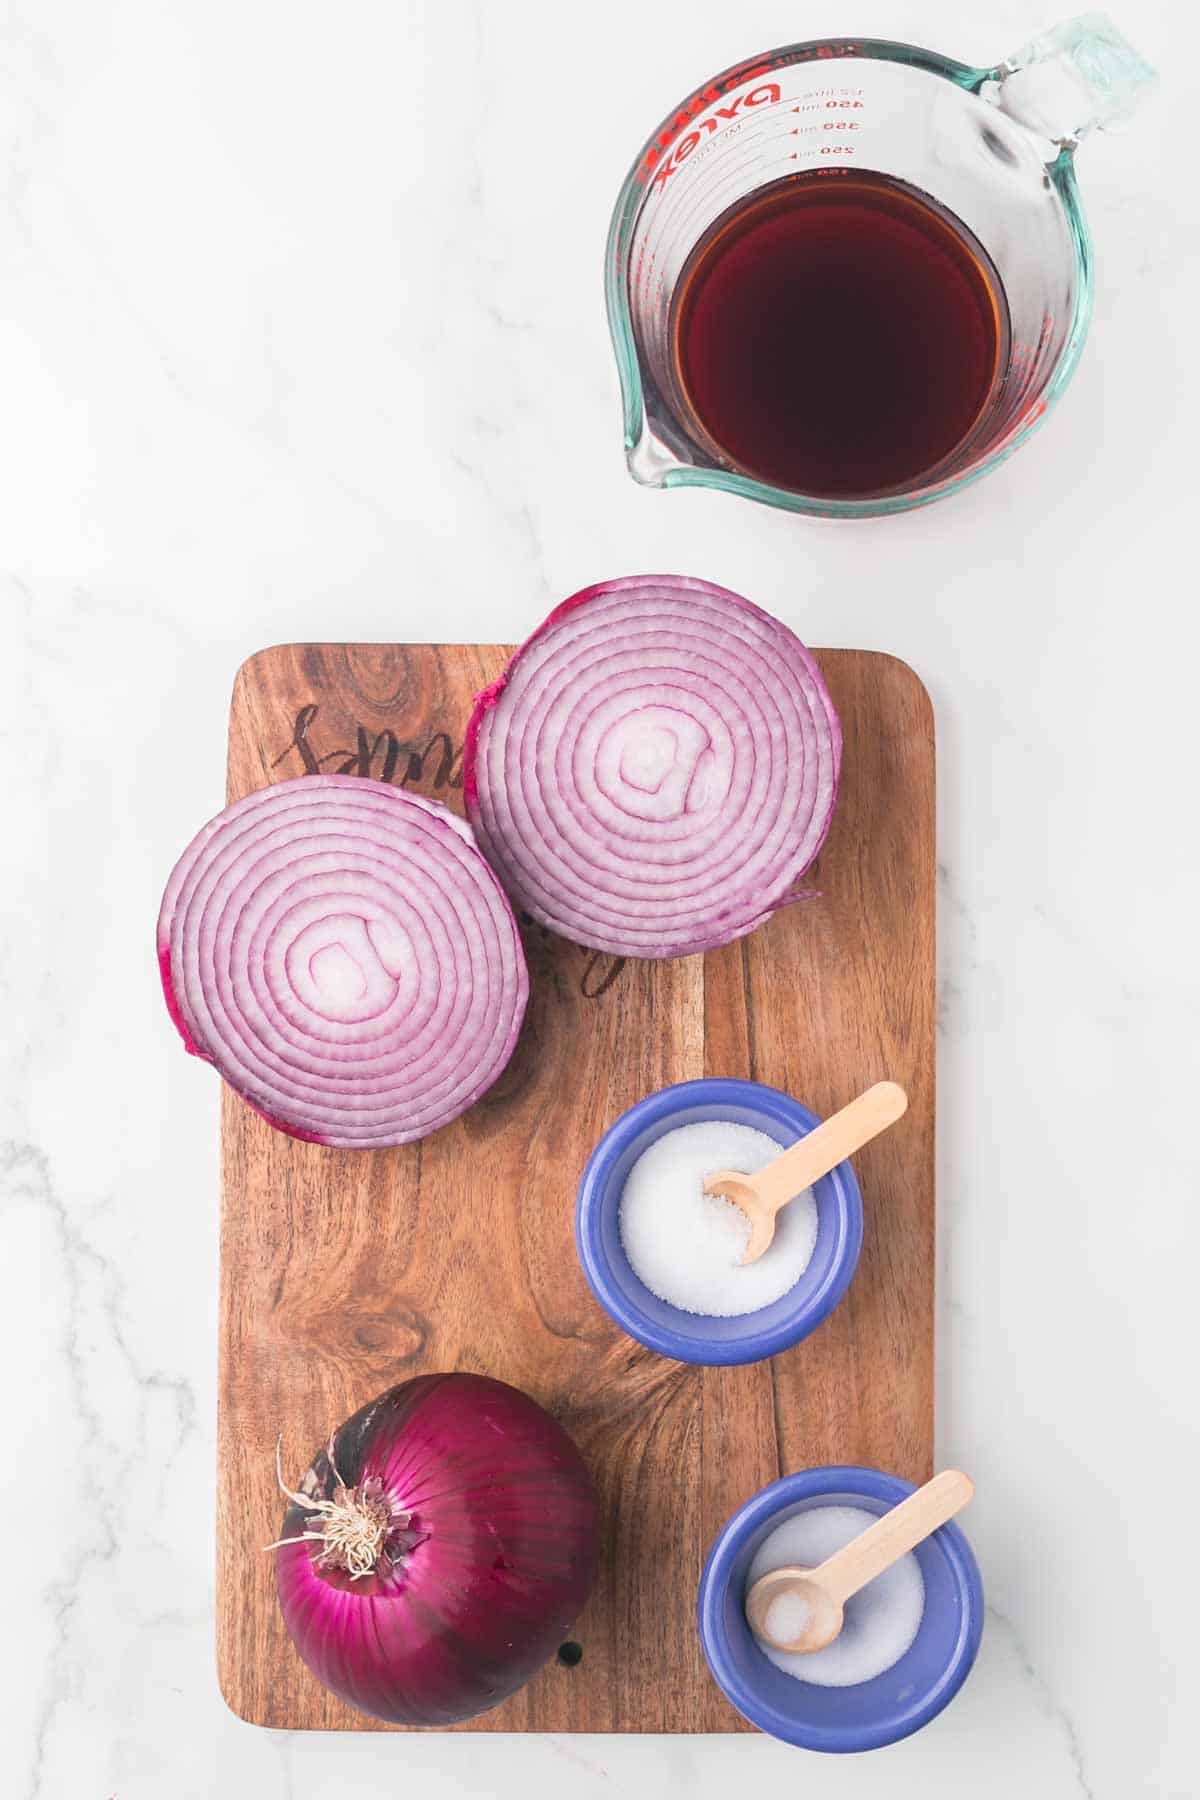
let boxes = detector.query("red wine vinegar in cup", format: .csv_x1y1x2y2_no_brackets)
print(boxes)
670,171,1010,500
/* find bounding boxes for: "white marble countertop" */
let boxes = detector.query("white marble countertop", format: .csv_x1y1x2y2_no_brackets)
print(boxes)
2,2,1193,1795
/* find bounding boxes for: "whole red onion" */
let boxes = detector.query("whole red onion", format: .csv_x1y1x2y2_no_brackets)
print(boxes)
271,1374,601,1725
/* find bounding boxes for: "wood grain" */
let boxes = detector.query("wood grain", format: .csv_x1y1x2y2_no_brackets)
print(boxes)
217,641,935,1733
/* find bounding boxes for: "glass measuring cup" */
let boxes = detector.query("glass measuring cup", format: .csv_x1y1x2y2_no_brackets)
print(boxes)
606,14,1156,518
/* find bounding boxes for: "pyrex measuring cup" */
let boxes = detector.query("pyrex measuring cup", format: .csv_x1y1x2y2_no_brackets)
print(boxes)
606,14,1156,518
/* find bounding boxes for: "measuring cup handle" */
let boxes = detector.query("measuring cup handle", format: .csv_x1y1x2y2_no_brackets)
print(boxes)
989,13,1157,149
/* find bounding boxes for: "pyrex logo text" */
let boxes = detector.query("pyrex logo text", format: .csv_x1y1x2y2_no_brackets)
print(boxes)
644,84,782,191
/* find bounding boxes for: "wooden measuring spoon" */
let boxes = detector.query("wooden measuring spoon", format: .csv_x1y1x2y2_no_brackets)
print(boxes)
704,1080,908,1265
745,1470,975,1655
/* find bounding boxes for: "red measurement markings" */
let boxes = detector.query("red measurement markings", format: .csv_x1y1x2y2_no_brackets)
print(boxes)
646,84,782,191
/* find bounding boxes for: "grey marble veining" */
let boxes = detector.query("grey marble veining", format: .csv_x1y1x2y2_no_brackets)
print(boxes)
1,2,1192,1795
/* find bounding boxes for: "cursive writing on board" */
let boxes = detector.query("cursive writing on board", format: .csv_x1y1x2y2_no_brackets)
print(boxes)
272,703,461,789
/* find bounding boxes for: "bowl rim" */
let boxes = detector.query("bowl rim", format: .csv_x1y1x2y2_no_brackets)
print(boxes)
574,1077,864,1365
697,1465,986,1750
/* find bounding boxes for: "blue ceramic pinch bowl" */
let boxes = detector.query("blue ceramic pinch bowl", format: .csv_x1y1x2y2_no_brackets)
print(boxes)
574,1077,863,1366
698,1466,985,1751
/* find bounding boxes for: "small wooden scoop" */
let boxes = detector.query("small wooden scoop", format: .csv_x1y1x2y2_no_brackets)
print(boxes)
704,1080,908,1264
745,1469,975,1655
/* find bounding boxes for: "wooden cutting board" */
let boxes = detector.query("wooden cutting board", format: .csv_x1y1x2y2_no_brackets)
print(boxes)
217,642,935,1733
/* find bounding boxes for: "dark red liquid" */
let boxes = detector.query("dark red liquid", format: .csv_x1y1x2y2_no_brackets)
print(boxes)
672,172,1009,499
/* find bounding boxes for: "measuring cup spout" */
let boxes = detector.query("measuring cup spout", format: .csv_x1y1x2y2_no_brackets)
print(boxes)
626,425,686,489
986,12,1157,153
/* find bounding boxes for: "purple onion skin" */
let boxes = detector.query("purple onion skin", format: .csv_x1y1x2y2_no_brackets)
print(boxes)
274,1373,601,1726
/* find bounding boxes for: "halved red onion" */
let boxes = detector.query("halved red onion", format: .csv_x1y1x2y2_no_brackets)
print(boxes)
157,775,528,1148
464,576,841,959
